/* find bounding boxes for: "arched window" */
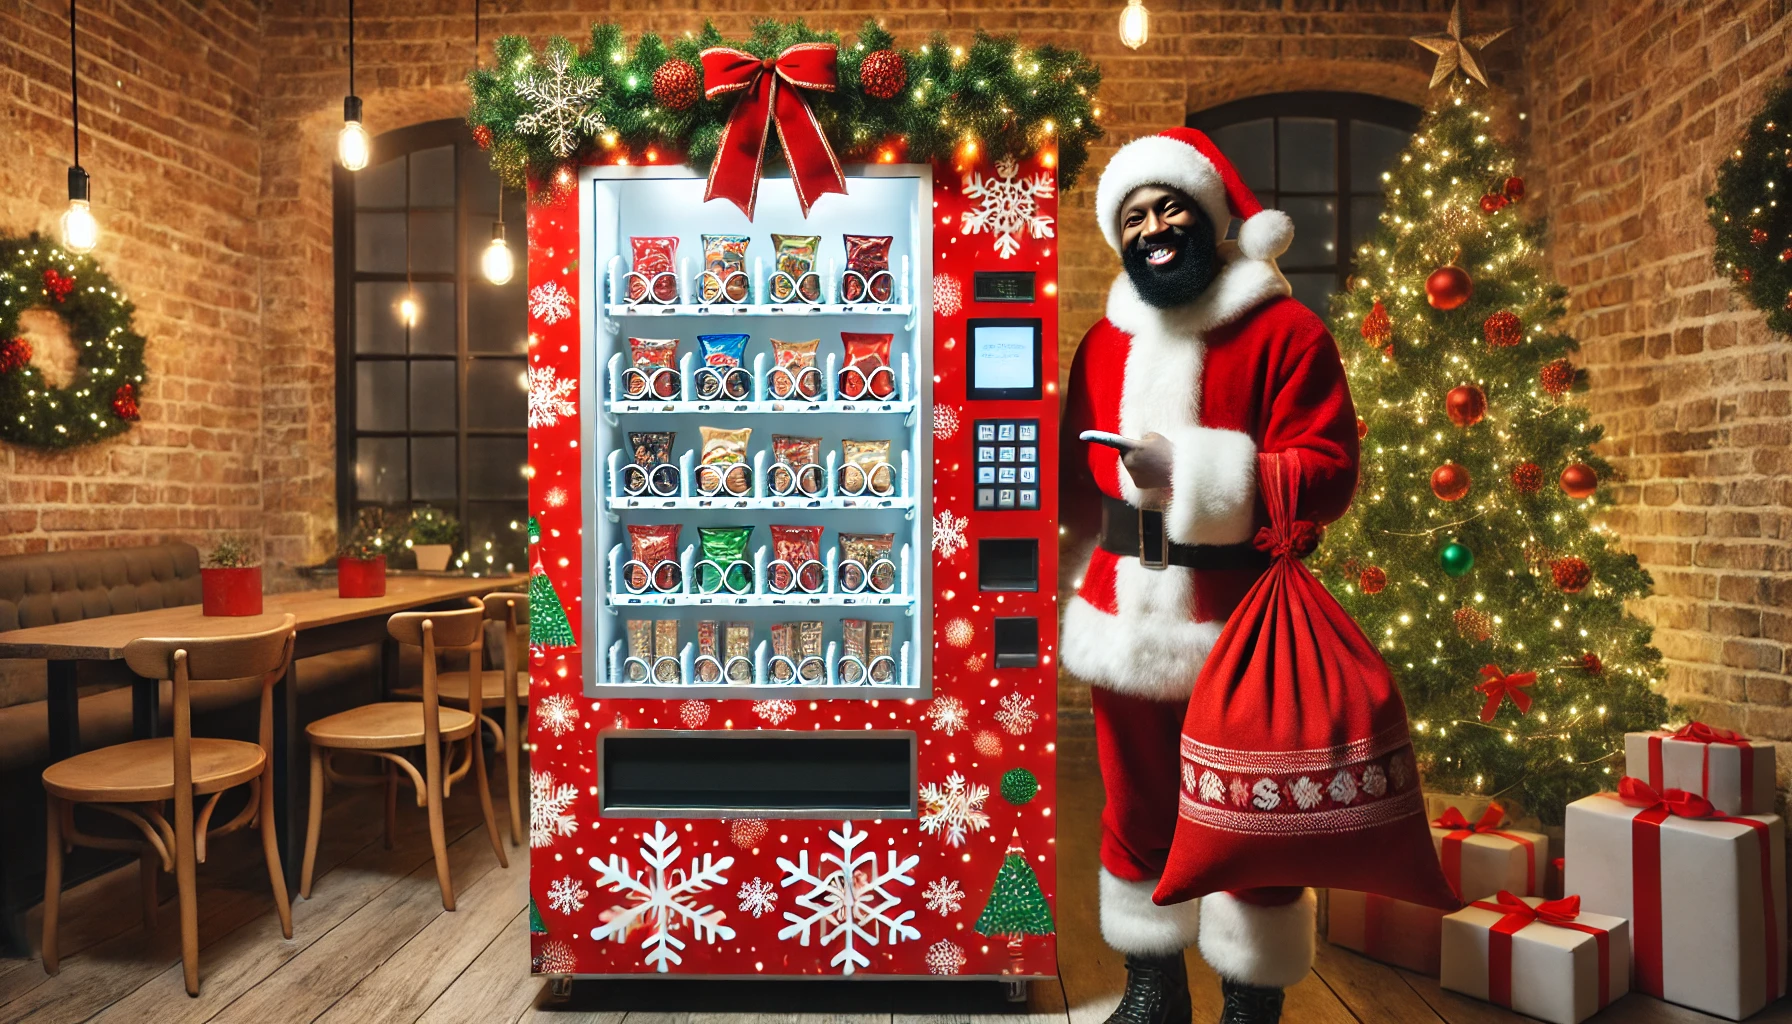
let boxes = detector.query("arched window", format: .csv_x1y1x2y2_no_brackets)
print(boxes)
1189,91,1421,316
332,119,528,570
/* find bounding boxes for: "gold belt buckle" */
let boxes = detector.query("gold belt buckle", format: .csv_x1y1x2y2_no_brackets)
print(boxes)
1138,505,1167,571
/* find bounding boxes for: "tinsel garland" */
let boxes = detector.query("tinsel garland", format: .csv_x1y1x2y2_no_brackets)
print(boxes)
1707,76,1792,334
467,19,1102,198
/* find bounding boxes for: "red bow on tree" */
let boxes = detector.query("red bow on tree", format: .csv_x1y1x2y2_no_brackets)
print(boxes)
700,43,848,219
1616,776,1719,818
1475,889,1585,927
1431,803,1508,833
1475,664,1535,722
43,268,75,303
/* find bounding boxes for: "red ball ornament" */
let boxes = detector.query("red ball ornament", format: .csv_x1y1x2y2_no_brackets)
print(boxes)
1559,462,1598,499
1551,556,1592,593
1361,299,1392,346
1540,358,1575,397
1445,384,1486,427
1359,565,1387,595
1453,606,1495,642
42,268,75,303
110,383,139,421
1751,227,1770,246
1483,309,1523,348
1579,652,1604,675
1356,416,1368,440
1502,175,1526,201
1740,267,1754,284
1431,462,1471,501
652,58,701,112
472,125,493,150
1479,192,1508,214
1426,266,1473,310
1510,461,1544,494
0,337,30,375
859,49,907,101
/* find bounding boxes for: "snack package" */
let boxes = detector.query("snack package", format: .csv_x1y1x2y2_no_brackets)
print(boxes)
769,339,821,400
838,532,896,592
770,435,823,496
626,337,681,399
697,525,754,593
628,236,680,303
841,618,869,683
839,332,895,400
769,234,821,302
770,524,824,593
724,622,753,683
696,333,752,400
697,426,752,495
653,620,681,682
868,620,895,681
625,523,681,592
629,430,674,467
697,619,720,682
623,430,678,496
797,620,824,681
625,618,653,682
700,233,751,303
770,621,796,681
839,438,893,496
842,234,893,302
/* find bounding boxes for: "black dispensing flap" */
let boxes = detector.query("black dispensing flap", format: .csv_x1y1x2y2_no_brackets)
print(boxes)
601,731,915,817
993,616,1040,669
979,537,1040,592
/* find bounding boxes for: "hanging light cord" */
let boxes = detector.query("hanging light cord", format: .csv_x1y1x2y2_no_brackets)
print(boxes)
348,0,356,95
474,0,480,68
69,0,79,169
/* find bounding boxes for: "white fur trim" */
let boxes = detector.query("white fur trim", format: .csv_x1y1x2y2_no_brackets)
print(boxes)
1061,568,1223,701
1105,249,1290,344
1196,889,1316,989
1237,210,1293,262
1096,135,1229,253
1101,869,1201,956
1161,425,1257,546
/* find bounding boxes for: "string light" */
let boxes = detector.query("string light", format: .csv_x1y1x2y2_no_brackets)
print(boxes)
1118,0,1150,49
60,0,98,255
338,0,369,171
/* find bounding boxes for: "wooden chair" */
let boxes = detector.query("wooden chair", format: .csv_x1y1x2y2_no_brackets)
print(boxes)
391,591,529,846
41,615,298,997
300,602,506,911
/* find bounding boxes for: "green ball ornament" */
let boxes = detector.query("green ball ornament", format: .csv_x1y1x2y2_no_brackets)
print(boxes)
1439,541,1475,577
1000,767,1039,806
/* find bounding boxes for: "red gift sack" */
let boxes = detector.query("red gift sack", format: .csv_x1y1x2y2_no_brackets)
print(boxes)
1155,450,1457,910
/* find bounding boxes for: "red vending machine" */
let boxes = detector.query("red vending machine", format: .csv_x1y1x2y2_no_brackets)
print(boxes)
524,144,1061,982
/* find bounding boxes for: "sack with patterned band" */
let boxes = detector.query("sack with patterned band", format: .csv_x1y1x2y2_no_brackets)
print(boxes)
1154,450,1458,910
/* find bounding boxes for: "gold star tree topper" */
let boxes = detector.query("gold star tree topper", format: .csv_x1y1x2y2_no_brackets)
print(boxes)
1412,1,1509,89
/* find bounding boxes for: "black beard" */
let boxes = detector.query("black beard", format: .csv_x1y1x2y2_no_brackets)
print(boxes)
1121,221,1219,310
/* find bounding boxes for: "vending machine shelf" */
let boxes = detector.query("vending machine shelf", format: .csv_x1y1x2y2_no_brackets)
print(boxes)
604,302,913,318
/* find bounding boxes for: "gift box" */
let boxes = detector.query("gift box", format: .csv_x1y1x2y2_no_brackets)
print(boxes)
1625,722,1776,817
1431,803,1548,903
1441,892,1628,1024
1327,889,1447,976
1565,780,1786,1020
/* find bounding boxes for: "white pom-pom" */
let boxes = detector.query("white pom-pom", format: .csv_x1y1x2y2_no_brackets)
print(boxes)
1238,209,1293,261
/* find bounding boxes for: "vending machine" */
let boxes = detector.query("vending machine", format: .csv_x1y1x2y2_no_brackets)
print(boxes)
523,149,1061,982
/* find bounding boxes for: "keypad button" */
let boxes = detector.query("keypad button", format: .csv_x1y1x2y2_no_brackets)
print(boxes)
1018,423,1037,441
997,489,1016,508
978,446,996,462
998,466,1017,483
977,488,995,508
997,423,1016,441
977,467,995,484
1018,446,1037,463
977,424,996,441
1019,466,1037,484
998,447,1016,463
1019,490,1038,508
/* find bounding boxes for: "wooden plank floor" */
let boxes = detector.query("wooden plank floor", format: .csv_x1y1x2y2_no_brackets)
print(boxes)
2,754,1789,1024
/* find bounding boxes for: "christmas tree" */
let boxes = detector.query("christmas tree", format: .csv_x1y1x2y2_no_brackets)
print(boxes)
528,516,576,650
1314,88,1666,823
974,832,1054,940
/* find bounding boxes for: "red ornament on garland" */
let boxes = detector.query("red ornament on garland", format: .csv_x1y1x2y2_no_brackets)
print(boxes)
1356,416,1368,440
859,49,907,100
1559,462,1598,499
43,268,75,303
1740,267,1754,283
1426,266,1473,310
1361,299,1392,346
1550,556,1592,593
1430,462,1471,501
1510,461,1544,494
1483,309,1523,348
472,124,493,150
110,383,139,421
1453,606,1495,642
1445,384,1486,427
1750,227,1770,246
1358,565,1387,595
1501,175,1525,201
1579,652,1604,675
1540,357,1575,397
0,338,30,375
1479,192,1508,214
652,58,701,112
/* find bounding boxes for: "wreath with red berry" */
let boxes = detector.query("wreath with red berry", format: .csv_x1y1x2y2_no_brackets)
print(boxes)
0,233,147,448
1708,78,1792,334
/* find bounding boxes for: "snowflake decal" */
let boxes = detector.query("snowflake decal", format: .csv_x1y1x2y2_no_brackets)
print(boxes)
777,821,920,974
1366,761,1392,797
943,617,975,648
973,730,1003,758
1229,777,1251,807
1328,770,1358,805
536,692,579,738
933,403,960,441
961,154,1056,259
994,691,1038,736
923,876,965,916
1251,778,1282,811
919,771,991,848
932,509,969,560
753,699,797,725
544,485,570,508
530,769,579,848
738,877,778,918
1290,776,1323,810
528,365,578,428
529,280,574,325
963,652,987,674
729,818,769,850
679,699,710,728
925,939,967,976
1198,770,1226,804
922,695,969,736
933,274,963,318
535,939,577,974
514,43,606,157
547,875,588,915
588,820,736,972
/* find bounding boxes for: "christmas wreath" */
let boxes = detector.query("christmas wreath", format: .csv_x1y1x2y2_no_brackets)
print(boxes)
1708,76,1792,334
466,19,1102,200
0,233,147,449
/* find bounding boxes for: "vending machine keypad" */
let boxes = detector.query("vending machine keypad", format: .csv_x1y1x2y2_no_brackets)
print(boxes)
974,419,1040,510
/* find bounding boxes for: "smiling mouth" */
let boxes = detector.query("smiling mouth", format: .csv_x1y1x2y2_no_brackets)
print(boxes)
1144,244,1178,266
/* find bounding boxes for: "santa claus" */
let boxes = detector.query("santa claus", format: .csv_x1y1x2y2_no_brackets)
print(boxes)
1059,129,1359,1024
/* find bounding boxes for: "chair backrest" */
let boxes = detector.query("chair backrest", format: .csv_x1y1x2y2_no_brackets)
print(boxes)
387,601,487,650
480,591,529,626
121,614,298,684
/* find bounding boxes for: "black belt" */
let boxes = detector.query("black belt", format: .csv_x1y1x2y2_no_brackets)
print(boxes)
1098,495,1269,571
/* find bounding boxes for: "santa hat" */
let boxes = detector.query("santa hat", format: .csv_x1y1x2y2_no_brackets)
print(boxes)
1095,127,1293,263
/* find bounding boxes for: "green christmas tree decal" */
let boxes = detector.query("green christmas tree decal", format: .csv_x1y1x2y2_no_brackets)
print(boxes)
974,831,1054,941
528,516,576,650
529,896,547,934
1314,86,1665,823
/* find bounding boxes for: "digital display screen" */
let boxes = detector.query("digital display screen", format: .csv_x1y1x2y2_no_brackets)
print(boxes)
966,318,1042,401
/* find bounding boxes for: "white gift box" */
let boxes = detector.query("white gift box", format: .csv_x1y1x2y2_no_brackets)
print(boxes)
1327,889,1446,976
1430,808,1549,903
1441,895,1629,1024
1624,726,1776,817
1565,791,1787,1020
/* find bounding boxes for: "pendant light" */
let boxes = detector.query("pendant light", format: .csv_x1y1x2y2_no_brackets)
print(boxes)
60,0,98,255
338,0,369,171
474,0,514,285
1118,0,1150,50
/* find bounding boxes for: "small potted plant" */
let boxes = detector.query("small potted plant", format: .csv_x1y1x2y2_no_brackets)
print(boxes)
201,535,263,616
406,505,459,573
337,507,392,598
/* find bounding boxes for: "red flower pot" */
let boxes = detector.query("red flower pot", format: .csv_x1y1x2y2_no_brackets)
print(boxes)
201,566,264,616
338,555,388,598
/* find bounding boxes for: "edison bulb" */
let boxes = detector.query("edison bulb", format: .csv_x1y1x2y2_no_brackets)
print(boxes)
60,198,98,255
481,223,514,285
338,119,370,171
1119,0,1150,49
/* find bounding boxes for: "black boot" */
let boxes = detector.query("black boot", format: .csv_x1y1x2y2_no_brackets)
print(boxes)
1218,979,1284,1024
1103,953,1191,1024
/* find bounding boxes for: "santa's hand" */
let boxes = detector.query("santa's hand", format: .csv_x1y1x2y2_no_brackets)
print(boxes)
1120,431,1174,490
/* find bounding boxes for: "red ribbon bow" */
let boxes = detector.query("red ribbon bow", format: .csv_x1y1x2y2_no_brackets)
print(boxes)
42,268,75,303
1252,519,1320,559
1671,720,1747,745
1476,889,1584,927
700,43,848,220
1431,803,1507,833
1431,803,1537,898
1475,664,1535,723
1616,775,1718,818
1469,891,1610,1011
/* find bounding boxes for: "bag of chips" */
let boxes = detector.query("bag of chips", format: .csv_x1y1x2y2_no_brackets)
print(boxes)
842,234,893,303
653,620,681,682
797,620,825,681
769,234,821,303
696,334,752,401
769,339,821,400
697,426,753,495
724,622,753,683
625,618,653,682
625,523,681,593
868,620,895,682
700,233,751,303
839,439,894,496
838,532,896,593
697,525,754,594
841,618,869,683
770,622,796,681
770,435,823,497
770,524,824,593
839,332,895,400
628,236,680,303
624,431,678,496
696,619,721,682
626,337,681,399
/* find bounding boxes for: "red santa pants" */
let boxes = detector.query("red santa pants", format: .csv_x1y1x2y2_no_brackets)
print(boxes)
1093,686,1317,988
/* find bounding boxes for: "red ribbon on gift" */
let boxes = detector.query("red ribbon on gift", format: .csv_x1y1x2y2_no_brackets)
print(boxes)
1475,664,1535,722
699,43,848,220
1646,721,1757,813
1615,776,1780,1004
1469,890,1612,1011
1432,803,1537,900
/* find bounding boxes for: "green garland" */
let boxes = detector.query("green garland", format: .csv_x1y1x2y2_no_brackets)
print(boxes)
467,19,1102,196
0,233,146,449
1708,76,1792,334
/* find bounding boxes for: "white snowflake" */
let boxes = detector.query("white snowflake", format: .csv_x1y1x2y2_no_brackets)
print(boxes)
777,821,920,975
961,154,1056,259
1366,761,1392,797
925,939,967,976
918,771,991,848
738,877,778,918
753,699,797,725
994,691,1037,736
528,365,578,428
529,280,574,325
922,695,969,736
514,43,606,157
588,820,736,972
530,769,579,848
1181,761,1199,795
1198,770,1226,804
933,403,960,441
943,617,974,648
1290,776,1323,810
1251,778,1282,811
923,876,965,916
1328,770,1359,805
547,874,588,915
679,700,710,728
1229,777,1250,807
535,939,577,974
544,485,570,508
537,692,579,738
932,274,963,318
933,509,968,560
